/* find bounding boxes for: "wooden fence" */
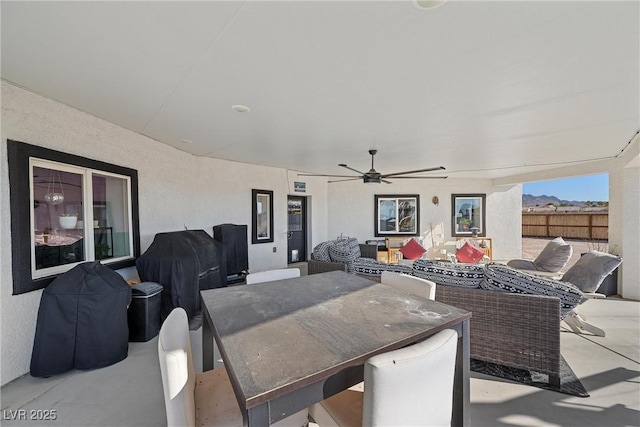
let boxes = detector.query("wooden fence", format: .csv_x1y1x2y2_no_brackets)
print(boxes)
522,213,609,240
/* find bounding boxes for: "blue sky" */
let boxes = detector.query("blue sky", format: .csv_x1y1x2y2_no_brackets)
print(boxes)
522,173,609,202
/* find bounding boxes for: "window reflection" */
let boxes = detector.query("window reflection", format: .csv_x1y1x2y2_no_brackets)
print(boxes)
31,162,134,277
92,174,131,260
33,166,85,270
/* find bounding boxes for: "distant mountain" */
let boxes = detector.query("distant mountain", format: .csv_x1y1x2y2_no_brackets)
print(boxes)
522,194,586,207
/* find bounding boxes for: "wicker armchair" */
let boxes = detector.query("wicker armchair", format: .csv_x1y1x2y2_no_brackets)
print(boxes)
307,243,378,275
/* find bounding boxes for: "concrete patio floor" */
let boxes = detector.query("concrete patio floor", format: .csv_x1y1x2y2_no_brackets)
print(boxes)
1,295,638,427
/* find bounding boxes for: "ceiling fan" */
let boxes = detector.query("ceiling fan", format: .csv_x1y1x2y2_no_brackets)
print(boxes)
299,150,447,184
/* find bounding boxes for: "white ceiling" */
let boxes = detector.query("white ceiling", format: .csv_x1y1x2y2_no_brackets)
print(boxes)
2,1,638,180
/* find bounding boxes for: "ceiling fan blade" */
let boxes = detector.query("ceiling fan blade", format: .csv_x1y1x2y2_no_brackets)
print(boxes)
339,163,368,176
382,179,393,184
297,173,361,178
387,175,448,179
328,178,362,183
381,166,446,178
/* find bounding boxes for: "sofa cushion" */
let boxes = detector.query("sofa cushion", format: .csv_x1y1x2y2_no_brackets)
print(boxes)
455,242,485,263
312,240,334,262
481,263,584,319
399,238,426,260
562,250,622,293
411,260,484,288
352,258,412,277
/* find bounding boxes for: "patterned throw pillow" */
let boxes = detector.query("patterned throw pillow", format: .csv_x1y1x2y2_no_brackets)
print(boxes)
455,242,485,263
481,263,584,319
411,260,484,288
399,238,426,260
562,251,622,293
328,239,358,267
312,240,335,262
352,258,412,277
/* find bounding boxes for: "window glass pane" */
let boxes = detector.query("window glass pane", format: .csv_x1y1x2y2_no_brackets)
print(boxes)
378,199,397,232
397,198,417,232
92,173,131,260
287,199,302,232
33,165,86,271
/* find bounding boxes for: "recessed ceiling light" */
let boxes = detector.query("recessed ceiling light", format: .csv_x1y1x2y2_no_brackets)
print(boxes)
232,104,251,113
414,0,447,10
180,139,193,144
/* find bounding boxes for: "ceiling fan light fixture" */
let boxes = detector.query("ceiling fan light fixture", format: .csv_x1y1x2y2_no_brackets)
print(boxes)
363,175,381,184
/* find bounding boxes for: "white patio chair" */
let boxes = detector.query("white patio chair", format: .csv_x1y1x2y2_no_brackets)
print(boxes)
381,271,436,300
309,328,458,427
245,268,301,285
158,307,307,427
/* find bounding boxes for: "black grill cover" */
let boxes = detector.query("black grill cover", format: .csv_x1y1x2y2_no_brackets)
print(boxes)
136,230,226,321
213,223,249,276
30,261,132,377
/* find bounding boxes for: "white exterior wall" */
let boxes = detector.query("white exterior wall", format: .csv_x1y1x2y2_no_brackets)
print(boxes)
621,157,639,300
0,82,330,385
327,180,522,261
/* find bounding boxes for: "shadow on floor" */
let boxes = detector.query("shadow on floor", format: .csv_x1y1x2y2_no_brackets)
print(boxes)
472,367,640,427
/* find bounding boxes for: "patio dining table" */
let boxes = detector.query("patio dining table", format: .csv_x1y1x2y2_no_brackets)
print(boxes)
201,270,471,426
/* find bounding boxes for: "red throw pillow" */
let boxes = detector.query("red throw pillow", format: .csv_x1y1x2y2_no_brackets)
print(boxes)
456,242,485,263
399,238,427,260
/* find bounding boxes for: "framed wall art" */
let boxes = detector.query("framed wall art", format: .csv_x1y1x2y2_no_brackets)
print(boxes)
252,189,274,244
451,193,486,237
374,194,420,237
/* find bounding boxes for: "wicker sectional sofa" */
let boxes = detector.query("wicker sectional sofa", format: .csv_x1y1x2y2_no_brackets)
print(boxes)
307,245,582,387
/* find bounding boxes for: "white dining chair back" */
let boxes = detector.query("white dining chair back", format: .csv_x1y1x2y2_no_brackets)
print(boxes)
245,268,300,285
159,307,308,427
310,328,458,427
381,271,436,300
159,308,245,426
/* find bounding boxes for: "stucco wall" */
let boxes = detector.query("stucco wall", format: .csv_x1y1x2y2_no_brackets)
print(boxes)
621,161,639,300
327,180,523,261
0,82,330,385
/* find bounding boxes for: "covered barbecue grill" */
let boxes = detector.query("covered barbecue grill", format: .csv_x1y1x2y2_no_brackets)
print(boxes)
136,230,227,321
30,261,131,377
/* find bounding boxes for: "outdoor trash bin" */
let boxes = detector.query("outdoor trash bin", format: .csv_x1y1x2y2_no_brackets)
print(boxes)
128,282,163,342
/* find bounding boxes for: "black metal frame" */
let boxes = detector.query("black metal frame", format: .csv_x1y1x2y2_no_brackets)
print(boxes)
7,140,140,294
374,194,420,237
251,189,274,244
451,193,486,237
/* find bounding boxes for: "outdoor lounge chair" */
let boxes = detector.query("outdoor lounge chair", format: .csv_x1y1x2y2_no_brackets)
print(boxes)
507,236,573,274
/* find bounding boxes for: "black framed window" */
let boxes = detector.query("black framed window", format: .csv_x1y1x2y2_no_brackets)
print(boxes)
8,140,140,294
374,194,420,237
